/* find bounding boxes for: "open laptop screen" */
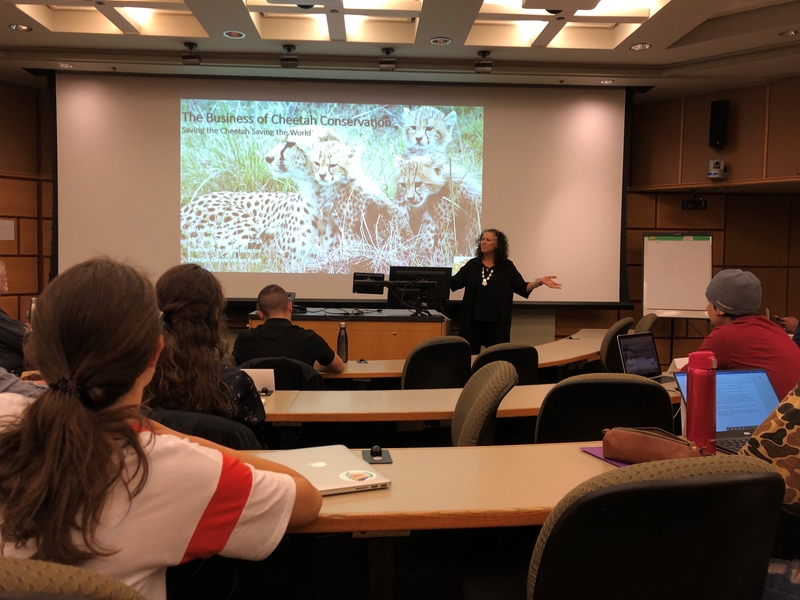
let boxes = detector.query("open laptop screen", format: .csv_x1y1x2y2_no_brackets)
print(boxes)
673,370,779,432
618,332,662,378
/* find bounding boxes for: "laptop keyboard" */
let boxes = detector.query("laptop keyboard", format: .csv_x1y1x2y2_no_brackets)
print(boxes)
717,438,747,454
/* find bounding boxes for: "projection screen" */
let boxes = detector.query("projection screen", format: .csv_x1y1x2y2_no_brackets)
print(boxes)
57,74,626,303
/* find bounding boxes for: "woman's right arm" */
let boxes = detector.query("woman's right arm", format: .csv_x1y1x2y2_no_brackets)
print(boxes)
450,261,471,292
149,420,322,526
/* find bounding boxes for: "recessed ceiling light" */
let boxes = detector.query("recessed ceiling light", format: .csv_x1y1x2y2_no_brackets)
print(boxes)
430,37,452,45
600,79,614,84
223,30,245,39
630,43,651,51
779,30,797,37
58,63,73,69
9,24,32,32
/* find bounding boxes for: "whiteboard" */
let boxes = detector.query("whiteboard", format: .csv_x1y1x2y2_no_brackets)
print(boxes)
643,234,712,319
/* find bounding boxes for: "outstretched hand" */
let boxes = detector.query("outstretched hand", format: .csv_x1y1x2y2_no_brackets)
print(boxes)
540,275,561,289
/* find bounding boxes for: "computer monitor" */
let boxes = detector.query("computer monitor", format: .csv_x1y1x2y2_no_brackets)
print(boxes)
352,272,385,294
387,266,452,313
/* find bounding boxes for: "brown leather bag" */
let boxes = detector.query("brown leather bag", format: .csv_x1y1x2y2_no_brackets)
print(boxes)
602,427,704,464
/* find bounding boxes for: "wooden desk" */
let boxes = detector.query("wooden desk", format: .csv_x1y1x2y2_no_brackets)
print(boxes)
318,328,607,379
262,390,299,414
248,309,449,361
321,359,405,379
264,384,680,423
268,385,552,422
535,328,605,368
257,443,614,534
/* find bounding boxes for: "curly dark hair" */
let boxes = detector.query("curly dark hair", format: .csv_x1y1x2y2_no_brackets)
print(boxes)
0,258,160,564
145,264,235,419
474,229,510,262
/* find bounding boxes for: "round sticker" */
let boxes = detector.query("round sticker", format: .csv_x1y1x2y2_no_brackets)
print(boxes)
339,470,377,483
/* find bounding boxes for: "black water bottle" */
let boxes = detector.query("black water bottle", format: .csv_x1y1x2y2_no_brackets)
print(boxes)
337,322,348,363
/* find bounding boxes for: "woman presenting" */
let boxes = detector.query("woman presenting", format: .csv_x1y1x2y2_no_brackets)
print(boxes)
451,229,561,353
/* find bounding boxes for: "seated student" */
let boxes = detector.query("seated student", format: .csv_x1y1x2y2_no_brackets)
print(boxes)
0,258,321,599
778,315,800,349
699,269,800,399
233,285,345,373
0,366,46,398
146,264,266,433
0,261,27,374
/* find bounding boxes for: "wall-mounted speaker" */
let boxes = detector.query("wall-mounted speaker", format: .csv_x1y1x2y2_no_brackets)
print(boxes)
709,100,729,150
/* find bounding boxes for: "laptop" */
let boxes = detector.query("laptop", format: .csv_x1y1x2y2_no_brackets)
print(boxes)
260,445,392,496
617,332,674,384
673,369,780,454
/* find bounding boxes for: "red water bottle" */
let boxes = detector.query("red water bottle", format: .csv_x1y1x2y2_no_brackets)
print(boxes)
686,350,716,455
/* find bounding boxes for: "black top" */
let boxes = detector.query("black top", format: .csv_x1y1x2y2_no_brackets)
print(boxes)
220,364,266,426
450,257,530,344
0,308,26,374
233,318,336,368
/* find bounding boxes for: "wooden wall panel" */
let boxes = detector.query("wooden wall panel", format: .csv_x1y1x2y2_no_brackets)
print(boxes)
655,193,725,230
0,296,18,320
724,196,790,266
681,87,767,184
19,218,37,255
750,267,788,316
0,219,17,255
788,267,800,318
766,78,800,179
627,193,656,228
43,219,52,257
0,83,37,175
627,266,643,302
626,229,645,264
2,257,38,295
42,182,53,218
0,179,37,217
630,99,682,188
789,198,800,267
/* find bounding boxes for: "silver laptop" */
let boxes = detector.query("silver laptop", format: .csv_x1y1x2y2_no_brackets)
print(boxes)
259,445,391,496
617,332,674,384
673,369,780,454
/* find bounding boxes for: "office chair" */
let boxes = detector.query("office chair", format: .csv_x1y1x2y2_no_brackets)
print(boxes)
452,361,519,446
471,343,538,385
238,356,325,391
599,317,634,372
0,555,145,600
534,373,673,444
634,313,659,333
147,408,263,450
401,336,472,389
464,456,784,600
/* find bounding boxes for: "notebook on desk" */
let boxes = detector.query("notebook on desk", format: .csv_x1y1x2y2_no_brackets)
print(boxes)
617,332,674,384
673,370,780,454
262,445,391,496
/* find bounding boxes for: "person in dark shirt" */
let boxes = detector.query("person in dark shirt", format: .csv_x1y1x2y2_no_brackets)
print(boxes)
145,264,265,433
0,262,27,375
233,285,345,373
450,229,561,354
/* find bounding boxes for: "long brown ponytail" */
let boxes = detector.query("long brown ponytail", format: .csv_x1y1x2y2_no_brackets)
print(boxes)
0,258,161,564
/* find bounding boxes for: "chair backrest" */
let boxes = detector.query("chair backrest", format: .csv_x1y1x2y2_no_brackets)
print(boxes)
452,361,519,446
148,408,262,450
0,555,145,600
401,336,472,390
471,343,538,385
634,313,658,333
238,356,325,391
534,373,674,444
527,456,785,600
599,317,634,372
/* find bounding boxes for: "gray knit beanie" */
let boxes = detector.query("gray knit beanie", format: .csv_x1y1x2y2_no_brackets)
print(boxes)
705,269,762,316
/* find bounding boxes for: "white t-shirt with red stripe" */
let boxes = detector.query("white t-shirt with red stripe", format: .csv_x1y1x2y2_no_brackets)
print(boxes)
0,393,296,600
